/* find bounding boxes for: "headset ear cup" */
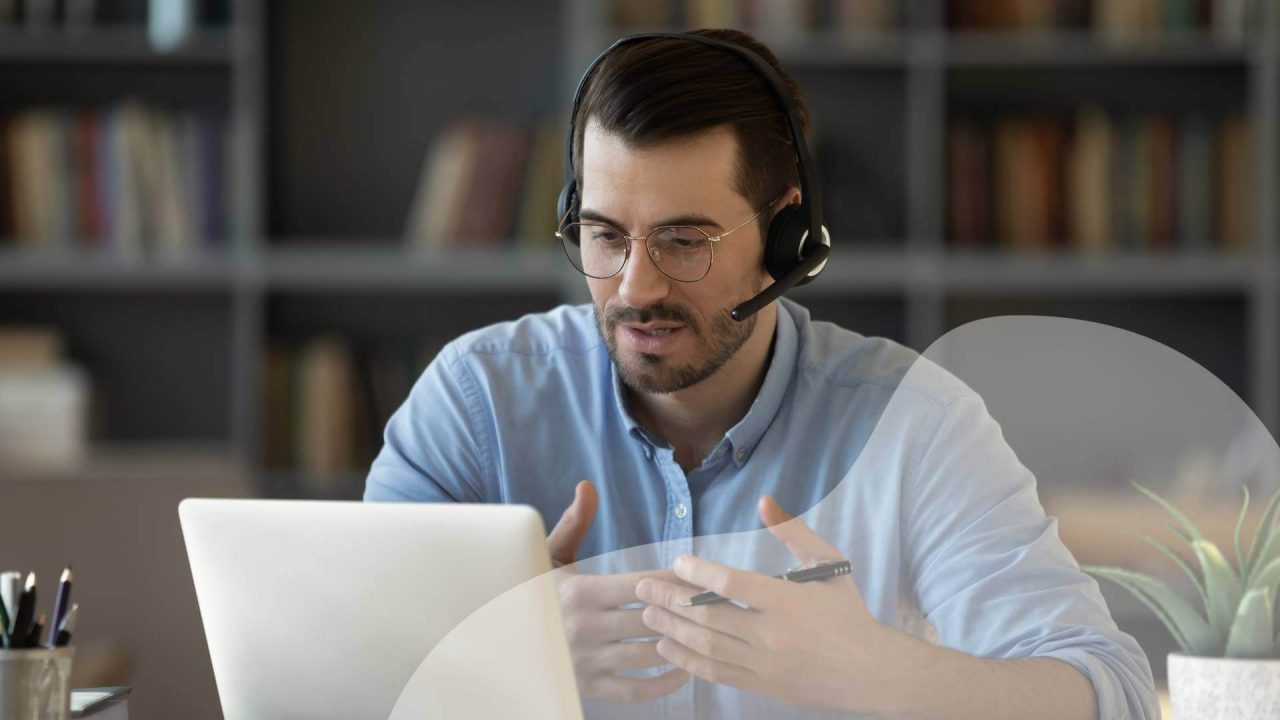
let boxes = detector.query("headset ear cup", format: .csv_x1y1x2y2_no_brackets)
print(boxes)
764,205,808,281
556,181,577,232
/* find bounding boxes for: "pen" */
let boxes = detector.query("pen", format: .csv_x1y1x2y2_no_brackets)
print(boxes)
10,572,35,646
55,603,78,647
680,559,852,606
46,566,72,649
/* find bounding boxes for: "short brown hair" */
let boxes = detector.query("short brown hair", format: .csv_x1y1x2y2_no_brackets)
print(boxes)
571,28,810,237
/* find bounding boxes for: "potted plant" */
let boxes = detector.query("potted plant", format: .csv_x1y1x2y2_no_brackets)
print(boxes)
1082,483,1280,720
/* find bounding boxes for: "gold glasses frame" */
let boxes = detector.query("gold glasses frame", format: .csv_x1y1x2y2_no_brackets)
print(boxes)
555,194,784,283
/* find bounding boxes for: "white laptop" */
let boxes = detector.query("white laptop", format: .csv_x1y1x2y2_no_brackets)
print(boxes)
179,499,583,720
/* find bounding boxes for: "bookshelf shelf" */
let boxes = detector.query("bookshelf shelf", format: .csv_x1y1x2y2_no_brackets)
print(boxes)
261,245,574,292
2,0,1278,500
0,27,233,67
0,249,239,290
0,246,1257,295
942,32,1251,67
937,252,1257,294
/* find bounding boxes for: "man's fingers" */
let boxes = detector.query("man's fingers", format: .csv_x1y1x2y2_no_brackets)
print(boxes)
559,568,682,611
641,605,757,670
547,480,599,568
655,638,756,691
562,607,653,645
580,668,690,704
758,494,841,567
591,640,667,670
635,577,757,642
670,555,782,610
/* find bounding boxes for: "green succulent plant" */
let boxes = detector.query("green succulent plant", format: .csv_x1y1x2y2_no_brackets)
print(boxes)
1081,482,1280,659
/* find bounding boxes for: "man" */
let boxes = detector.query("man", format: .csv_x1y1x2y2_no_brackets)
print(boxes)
365,29,1157,719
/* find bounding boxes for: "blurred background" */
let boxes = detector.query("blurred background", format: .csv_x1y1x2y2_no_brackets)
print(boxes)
0,0,1277,716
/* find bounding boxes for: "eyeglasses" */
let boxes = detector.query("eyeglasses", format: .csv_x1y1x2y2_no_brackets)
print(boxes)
556,197,780,283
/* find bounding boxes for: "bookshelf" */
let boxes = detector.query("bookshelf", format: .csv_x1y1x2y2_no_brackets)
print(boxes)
1,1,1276,695
1,0,1278,509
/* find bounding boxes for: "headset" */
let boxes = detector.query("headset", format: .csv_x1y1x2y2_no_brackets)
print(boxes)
556,32,831,322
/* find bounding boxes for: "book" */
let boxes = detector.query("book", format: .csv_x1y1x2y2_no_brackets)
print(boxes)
1146,115,1176,252
0,327,63,366
947,120,990,247
1067,106,1112,255
1216,114,1251,253
515,117,567,247
0,363,89,469
833,0,894,36
687,0,741,28
1176,114,1213,251
296,336,358,491
405,120,477,248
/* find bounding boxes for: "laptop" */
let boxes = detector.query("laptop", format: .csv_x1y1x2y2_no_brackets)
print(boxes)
179,499,583,719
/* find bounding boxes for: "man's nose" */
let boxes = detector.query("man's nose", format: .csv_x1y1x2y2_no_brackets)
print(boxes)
617,237,670,308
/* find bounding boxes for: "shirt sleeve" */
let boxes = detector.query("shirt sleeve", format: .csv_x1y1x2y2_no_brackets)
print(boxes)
363,343,490,504
902,392,1159,720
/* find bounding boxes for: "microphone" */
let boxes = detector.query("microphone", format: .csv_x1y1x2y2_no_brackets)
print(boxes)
730,243,830,322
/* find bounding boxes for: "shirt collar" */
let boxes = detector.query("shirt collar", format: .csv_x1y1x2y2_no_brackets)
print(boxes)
609,300,800,468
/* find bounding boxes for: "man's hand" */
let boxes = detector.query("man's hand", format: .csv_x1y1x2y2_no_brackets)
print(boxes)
634,494,904,714
548,480,690,703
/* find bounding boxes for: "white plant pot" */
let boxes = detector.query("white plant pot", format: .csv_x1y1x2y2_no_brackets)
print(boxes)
1168,652,1280,720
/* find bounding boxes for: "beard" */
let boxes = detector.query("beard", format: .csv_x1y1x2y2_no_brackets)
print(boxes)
594,291,759,395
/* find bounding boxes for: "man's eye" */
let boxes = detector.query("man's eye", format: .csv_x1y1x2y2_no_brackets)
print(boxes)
590,228,624,244
657,230,705,250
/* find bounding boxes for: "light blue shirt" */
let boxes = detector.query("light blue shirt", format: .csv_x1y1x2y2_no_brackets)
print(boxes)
365,298,1157,720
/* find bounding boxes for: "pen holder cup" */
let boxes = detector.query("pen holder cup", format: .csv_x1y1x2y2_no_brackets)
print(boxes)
0,647,74,720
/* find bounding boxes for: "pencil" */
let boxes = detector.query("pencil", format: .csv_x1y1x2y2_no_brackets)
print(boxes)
46,566,72,649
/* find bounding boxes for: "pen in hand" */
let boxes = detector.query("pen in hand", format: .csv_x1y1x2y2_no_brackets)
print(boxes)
680,559,852,607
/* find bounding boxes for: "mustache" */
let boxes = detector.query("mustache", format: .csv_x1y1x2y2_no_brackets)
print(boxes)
605,303,698,332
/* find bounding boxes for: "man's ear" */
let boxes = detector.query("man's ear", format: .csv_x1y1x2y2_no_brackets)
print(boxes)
776,187,802,211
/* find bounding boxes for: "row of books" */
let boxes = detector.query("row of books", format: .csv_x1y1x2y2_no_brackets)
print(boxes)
608,0,1253,40
610,0,898,37
947,109,1251,253
262,337,438,494
0,104,235,255
0,0,231,26
405,117,564,249
947,0,1253,41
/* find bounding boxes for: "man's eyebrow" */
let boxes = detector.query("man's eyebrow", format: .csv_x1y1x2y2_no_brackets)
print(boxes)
578,209,724,231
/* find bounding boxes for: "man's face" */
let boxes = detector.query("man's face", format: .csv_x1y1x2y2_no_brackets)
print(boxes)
579,120,773,395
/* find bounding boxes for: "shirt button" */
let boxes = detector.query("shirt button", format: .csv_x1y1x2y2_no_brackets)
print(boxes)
735,448,749,463
674,503,688,519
